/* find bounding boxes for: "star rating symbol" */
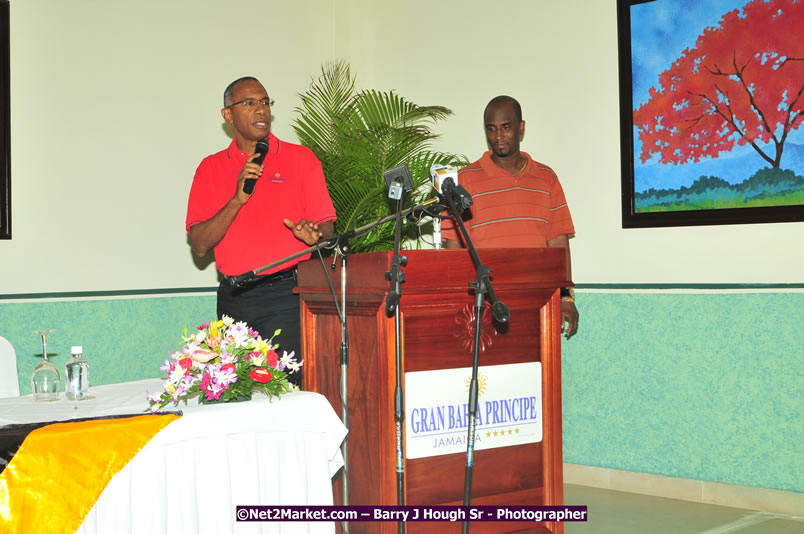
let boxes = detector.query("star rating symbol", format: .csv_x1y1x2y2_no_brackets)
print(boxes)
485,428,522,439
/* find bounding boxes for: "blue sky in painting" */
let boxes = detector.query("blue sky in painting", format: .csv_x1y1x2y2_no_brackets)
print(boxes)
629,0,804,192
630,0,750,108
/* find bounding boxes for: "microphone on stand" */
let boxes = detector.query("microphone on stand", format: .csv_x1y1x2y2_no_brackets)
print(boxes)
441,177,473,213
430,164,458,194
384,165,413,200
429,164,459,249
243,137,270,194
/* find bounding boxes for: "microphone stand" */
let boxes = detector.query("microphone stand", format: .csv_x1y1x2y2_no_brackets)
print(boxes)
440,179,509,534
225,198,443,288
386,195,407,534
338,244,350,516
312,238,352,534
224,198,441,531
384,171,410,534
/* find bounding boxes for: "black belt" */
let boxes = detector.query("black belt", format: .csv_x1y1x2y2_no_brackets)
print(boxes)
253,267,297,285
225,266,297,289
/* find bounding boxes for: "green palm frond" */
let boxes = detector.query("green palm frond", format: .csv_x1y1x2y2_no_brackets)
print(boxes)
293,61,356,155
293,61,468,253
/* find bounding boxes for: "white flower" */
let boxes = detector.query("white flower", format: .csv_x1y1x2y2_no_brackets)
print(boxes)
281,351,303,373
279,350,302,372
249,352,265,366
168,364,186,384
220,351,237,365
222,315,235,326
229,324,251,349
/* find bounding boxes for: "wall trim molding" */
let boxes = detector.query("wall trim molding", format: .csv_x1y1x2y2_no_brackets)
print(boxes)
0,287,217,302
578,283,804,289
2,283,803,302
563,463,804,516
577,283,804,293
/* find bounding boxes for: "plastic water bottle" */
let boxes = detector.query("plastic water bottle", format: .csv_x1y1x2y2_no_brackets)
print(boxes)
65,346,90,400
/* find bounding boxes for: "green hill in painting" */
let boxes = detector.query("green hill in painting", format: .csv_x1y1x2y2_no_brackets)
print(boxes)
635,168,804,212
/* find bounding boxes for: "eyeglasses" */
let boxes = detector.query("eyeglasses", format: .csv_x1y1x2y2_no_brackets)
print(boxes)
228,97,274,109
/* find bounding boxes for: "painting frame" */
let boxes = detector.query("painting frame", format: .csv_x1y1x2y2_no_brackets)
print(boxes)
1,0,9,239
617,0,804,229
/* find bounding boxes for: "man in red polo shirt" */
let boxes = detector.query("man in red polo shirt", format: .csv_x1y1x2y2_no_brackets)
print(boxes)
442,95,578,338
185,76,336,381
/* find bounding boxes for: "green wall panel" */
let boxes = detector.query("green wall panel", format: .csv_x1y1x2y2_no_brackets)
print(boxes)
562,293,804,493
1,290,801,493
2,295,216,397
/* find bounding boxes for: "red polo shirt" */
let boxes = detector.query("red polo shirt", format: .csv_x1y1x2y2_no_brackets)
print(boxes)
185,133,336,276
441,151,574,247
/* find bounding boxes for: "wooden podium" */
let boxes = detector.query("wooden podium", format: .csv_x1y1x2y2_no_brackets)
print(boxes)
297,249,569,534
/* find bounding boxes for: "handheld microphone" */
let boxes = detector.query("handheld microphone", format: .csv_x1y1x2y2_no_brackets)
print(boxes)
243,137,269,194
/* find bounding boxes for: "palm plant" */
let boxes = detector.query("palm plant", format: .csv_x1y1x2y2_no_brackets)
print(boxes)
293,61,467,252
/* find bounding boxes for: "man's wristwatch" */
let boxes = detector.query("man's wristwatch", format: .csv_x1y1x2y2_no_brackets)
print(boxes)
560,287,575,302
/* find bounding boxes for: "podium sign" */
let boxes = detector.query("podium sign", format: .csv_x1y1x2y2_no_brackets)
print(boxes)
297,249,569,534
405,362,543,459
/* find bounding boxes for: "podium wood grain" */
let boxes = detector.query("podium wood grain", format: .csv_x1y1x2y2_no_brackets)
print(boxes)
297,249,568,534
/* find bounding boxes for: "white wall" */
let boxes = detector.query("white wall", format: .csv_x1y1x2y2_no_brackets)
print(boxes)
358,0,804,284
4,0,335,293
3,0,802,295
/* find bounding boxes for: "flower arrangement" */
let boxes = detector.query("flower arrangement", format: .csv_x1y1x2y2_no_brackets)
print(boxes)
146,315,302,411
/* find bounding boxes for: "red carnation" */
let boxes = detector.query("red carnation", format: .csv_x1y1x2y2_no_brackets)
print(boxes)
178,358,193,375
265,349,279,368
249,368,272,383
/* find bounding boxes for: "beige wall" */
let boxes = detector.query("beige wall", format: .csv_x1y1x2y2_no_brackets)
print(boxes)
359,0,803,285
3,0,802,294
5,0,335,293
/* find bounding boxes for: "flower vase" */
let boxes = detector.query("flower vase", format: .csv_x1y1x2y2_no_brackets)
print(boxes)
199,391,253,405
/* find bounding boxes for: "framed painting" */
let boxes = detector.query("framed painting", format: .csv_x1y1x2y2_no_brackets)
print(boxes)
1,0,9,239
617,0,804,228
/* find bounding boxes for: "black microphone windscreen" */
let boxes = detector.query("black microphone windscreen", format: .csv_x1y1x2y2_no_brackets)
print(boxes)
253,138,270,165
244,138,270,194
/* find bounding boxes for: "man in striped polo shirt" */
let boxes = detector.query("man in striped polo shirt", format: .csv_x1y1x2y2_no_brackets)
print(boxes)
442,95,579,338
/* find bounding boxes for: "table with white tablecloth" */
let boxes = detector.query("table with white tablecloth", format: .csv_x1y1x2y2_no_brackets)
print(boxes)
0,379,348,534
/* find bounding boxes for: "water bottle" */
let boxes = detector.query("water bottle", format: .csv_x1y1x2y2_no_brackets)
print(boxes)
65,346,90,400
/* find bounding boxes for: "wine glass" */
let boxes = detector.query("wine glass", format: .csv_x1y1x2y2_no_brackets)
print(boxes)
31,329,60,401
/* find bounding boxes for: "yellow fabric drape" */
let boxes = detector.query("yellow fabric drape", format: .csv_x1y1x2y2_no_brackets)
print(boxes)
0,413,179,534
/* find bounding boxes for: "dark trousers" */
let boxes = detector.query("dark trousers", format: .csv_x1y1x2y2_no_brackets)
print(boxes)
217,272,302,386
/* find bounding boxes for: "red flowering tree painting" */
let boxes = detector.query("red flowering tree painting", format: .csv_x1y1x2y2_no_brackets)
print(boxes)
628,0,804,214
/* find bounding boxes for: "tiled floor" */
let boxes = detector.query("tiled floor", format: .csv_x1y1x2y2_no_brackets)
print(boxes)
564,484,804,534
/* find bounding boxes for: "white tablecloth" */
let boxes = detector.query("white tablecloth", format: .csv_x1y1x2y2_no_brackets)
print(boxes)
0,379,348,534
